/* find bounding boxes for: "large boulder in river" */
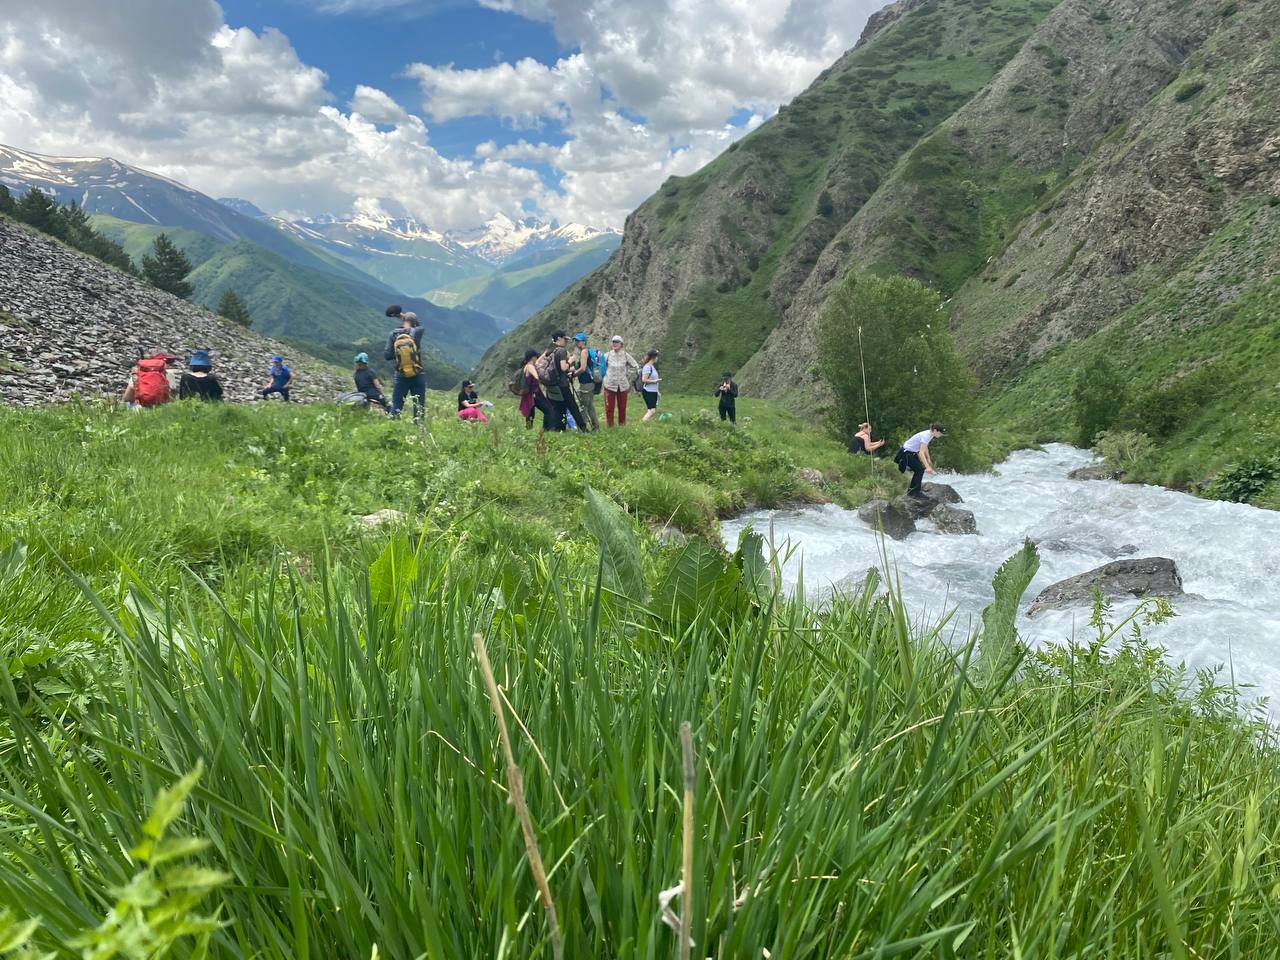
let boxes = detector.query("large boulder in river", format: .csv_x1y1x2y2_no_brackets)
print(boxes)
892,483,963,521
1027,558,1183,616
930,504,978,535
858,500,916,540
1068,463,1120,481
921,482,963,504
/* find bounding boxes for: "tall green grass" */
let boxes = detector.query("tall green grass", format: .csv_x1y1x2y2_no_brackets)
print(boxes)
3,512,1279,957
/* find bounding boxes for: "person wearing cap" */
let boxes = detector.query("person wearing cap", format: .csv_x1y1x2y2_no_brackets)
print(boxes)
261,355,293,402
456,379,490,424
178,350,223,402
601,334,641,427
384,311,426,423
894,423,947,496
545,330,587,432
572,332,601,432
352,352,388,410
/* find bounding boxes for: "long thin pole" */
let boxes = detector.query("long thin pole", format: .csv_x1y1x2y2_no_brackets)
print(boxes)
858,324,871,426
679,722,695,960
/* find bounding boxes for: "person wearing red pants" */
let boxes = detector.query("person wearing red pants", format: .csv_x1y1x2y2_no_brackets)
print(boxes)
601,334,641,427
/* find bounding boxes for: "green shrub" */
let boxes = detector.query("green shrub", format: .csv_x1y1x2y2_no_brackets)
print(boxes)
625,470,717,532
1071,354,1124,447
1121,364,1226,438
1211,456,1280,503
1094,429,1154,473
1174,81,1206,102
742,467,797,508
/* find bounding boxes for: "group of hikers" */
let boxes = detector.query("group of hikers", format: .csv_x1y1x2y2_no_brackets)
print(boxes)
120,302,945,495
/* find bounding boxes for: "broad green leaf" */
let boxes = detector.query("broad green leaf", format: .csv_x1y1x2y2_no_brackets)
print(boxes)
733,528,769,602
0,539,26,581
658,539,729,624
369,534,418,612
979,539,1039,679
583,485,648,602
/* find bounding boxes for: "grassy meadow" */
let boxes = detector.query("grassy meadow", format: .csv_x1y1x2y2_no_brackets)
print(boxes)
2,395,1280,958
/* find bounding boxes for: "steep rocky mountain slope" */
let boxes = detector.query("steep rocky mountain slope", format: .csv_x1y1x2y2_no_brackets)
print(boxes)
0,216,345,406
477,0,1278,472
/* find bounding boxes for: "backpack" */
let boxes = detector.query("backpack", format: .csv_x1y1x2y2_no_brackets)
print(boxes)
135,357,170,407
534,349,557,385
393,330,422,377
588,348,603,384
506,366,530,396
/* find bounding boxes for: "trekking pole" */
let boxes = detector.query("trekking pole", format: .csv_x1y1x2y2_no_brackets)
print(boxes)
858,325,871,427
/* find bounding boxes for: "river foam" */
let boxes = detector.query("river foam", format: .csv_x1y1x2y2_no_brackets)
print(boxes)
722,444,1280,717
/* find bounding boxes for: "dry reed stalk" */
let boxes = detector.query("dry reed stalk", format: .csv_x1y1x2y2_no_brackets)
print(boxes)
473,633,563,960
679,722,695,960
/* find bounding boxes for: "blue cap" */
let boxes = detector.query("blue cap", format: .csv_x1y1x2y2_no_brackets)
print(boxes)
190,350,211,369
354,352,369,363
573,332,587,342
272,355,283,363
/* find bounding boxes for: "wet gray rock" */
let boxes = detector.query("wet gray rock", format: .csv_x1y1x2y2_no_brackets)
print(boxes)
0,217,345,407
921,482,963,504
1068,463,1120,481
358,509,407,529
858,499,915,540
1027,558,1183,617
930,504,978,535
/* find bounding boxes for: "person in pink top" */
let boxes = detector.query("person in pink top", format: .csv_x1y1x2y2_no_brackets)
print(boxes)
457,380,490,424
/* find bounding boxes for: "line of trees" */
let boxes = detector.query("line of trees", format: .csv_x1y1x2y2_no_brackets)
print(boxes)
1,183,249,327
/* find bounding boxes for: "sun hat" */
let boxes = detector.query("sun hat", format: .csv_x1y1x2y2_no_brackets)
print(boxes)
190,350,211,369
354,352,369,363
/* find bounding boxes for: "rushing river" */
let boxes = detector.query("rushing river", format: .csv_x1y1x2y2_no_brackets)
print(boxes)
722,444,1280,717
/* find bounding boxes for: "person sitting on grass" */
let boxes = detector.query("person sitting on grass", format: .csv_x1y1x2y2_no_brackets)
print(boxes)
457,379,490,424
352,352,388,410
178,350,223,402
848,421,885,455
262,355,293,402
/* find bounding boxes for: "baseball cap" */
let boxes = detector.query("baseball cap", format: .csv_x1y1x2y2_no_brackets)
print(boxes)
573,332,587,342
611,335,623,343
550,329,567,341
272,355,283,363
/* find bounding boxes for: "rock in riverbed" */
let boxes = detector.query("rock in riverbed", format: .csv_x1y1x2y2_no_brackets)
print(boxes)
1027,558,1183,616
857,499,915,540
929,504,978,535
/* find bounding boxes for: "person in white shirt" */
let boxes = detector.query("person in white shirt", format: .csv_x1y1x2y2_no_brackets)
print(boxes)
640,349,661,422
894,423,946,496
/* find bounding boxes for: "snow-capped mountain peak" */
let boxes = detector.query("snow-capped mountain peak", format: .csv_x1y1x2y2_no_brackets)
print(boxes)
447,214,618,265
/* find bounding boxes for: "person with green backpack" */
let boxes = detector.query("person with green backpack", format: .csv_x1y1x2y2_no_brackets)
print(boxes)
383,305,426,423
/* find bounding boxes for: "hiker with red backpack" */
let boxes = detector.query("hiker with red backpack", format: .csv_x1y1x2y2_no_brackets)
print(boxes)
383,305,426,423
261,355,293,402
121,353,174,408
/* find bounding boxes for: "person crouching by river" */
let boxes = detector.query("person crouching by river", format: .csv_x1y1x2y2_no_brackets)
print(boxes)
848,421,885,456
894,423,946,496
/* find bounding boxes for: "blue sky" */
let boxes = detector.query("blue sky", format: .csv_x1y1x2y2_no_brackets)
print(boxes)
0,0,882,228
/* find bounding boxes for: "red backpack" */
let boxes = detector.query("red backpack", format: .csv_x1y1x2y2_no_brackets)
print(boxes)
135,356,171,407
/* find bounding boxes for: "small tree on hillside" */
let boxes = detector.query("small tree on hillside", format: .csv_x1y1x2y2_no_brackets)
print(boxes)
817,272,974,447
0,184,15,216
1071,354,1124,447
15,188,61,236
142,233,194,300
217,289,252,328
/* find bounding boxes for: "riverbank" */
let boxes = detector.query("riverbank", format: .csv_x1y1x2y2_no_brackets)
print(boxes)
4,400,1280,956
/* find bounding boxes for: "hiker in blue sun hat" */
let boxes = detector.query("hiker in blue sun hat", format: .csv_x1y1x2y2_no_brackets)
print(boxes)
178,349,223,402
353,351,388,410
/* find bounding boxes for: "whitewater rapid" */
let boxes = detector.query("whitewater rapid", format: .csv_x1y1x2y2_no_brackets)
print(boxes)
722,444,1280,717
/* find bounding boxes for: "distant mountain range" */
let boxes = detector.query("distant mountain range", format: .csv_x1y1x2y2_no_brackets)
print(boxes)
0,143,619,366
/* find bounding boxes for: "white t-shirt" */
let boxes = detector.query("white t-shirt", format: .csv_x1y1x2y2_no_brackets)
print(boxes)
642,362,660,392
903,429,934,453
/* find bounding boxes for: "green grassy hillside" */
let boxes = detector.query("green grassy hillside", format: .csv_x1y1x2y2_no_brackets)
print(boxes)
2,401,1280,956
431,235,621,328
92,214,503,368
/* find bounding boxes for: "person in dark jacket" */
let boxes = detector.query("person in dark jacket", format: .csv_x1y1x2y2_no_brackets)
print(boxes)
352,352,388,410
715,371,739,423
178,350,223,402
383,308,426,423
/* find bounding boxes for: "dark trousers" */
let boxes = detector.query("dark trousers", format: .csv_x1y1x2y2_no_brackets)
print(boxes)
898,450,925,494
262,386,290,402
561,387,587,431
545,397,566,432
719,401,736,423
363,391,388,410
391,373,427,422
